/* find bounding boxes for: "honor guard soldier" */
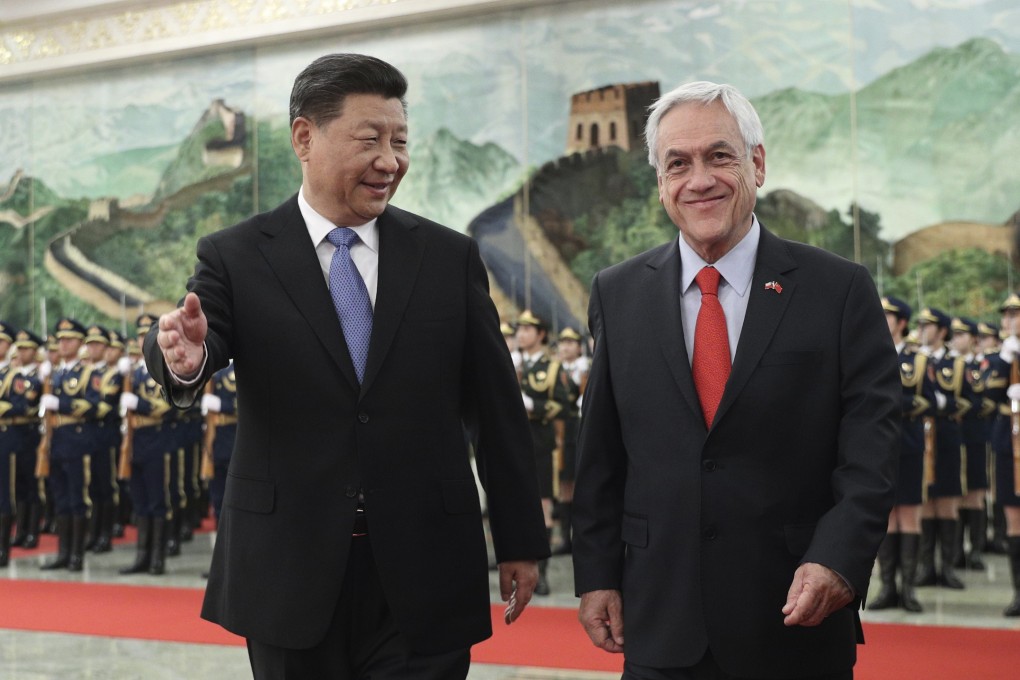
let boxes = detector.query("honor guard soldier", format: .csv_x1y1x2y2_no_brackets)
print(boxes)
869,297,935,612
0,321,31,565
2,329,45,560
118,314,174,576
914,307,971,589
39,318,107,571
552,327,587,556
950,317,993,570
502,322,522,377
201,362,237,522
516,310,577,595
82,324,120,553
105,329,130,539
985,294,1020,615
171,376,205,554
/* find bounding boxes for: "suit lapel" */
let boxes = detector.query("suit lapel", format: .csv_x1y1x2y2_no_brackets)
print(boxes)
359,208,425,397
646,242,703,421
257,197,360,390
713,227,797,427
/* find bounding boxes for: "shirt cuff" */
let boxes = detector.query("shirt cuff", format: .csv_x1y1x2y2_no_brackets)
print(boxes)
167,343,209,386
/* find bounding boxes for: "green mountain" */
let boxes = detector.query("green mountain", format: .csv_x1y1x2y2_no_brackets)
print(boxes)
755,37,1020,240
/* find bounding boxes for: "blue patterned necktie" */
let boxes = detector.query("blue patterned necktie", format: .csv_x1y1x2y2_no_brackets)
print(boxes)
327,227,373,383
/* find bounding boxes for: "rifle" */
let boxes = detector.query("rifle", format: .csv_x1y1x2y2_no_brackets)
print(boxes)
200,380,216,481
1012,357,1020,495
35,372,53,478
117,371,134,480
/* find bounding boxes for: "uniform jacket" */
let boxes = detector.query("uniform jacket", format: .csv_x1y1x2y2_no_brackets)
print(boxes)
144,195,548,653
572,226,899,678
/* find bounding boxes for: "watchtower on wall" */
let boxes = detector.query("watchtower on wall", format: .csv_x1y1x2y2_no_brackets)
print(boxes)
565,81,660,155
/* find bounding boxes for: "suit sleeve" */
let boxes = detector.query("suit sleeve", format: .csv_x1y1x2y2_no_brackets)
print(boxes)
462,239,550,562
144,234,233,408
571,272,629,595
802,265,899,600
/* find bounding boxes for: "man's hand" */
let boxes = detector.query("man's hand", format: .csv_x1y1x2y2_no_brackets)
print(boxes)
578,589,624,653
782,562,854,627
498,560,538,625
157,292,208,379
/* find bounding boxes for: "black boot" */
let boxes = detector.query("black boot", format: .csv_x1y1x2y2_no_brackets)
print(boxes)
11,502,29,547
149,517,166,575
0,514,12,567
552,502,573,555
92,503,114,553
166,509,181,557
535,558,550,596
965,505,987,570
84,503,100,552
68,516,86,572
119,516,152,575
41,515,71,570
938,518,965,589
953,509,968,569
1005,537,1020,617
867,533,899,610
23,502,42,549
915,518,937,586
899,533,923,613
989,502,1008,554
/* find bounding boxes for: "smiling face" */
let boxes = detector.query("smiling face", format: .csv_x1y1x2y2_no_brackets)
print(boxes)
292,93,409,226
655,100,765,263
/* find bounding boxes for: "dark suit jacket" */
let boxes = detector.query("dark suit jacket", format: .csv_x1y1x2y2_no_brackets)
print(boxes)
144,195,549,653
572,226,899,678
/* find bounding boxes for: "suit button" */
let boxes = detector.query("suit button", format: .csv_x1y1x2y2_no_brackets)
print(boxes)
702,525,718,540
702,459,717,472
344,485,358,498
358,413,369,424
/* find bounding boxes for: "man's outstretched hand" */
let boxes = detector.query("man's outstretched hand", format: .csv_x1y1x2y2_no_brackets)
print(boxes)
157,292,208,380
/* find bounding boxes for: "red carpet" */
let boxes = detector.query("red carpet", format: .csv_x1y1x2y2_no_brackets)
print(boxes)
1,579,1019,677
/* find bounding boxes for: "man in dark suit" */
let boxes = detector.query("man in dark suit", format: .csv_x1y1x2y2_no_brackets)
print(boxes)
145,53,549,679
571,81,900,680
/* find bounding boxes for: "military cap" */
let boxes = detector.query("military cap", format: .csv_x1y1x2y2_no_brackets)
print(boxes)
1000,293,1020,312
558,327,582,342
136,313,159,335
500,322,515,337
46,334,58,351
54,318,86,339
127,338,142,357
977,322,999,337
516,310,545,329
108,329,126,349
881,296,911,322
950,317,977,336
14,328,43,349
85,324,110,345
904,329,921,347
916,307,949,329
0,321,14,343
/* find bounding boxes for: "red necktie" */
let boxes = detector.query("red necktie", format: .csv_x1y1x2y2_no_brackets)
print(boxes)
693,267,731,428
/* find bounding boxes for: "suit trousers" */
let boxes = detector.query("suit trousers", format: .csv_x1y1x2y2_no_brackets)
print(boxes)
623,648,853,680
246,536,471,680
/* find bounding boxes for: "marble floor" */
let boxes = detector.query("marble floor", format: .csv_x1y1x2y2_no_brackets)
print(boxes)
1,527,1017,680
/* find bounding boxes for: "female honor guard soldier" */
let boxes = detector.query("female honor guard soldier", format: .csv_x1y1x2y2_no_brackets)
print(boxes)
2,329,45,559
118,314,175,576
869,296,934,612
984,293,1020,616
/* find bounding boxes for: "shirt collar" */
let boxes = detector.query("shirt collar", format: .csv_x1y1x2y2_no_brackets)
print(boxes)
678,215,760,297
298,186,379,254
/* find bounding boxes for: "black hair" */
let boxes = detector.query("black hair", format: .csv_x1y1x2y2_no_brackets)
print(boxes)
288,53,408,126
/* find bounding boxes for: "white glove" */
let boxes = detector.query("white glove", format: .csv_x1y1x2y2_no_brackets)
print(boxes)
117,356,133,376
119,392,139,413
1008,384,1020,402
1000,336,1020,363
934,392,947,411
38,362,52,381
39,394,60,414
521,392,535,412
201,393,222,415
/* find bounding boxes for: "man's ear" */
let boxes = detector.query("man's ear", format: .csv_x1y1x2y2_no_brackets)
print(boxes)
291,117,313,160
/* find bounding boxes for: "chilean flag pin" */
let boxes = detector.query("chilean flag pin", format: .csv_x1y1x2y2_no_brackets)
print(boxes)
765,281,783,294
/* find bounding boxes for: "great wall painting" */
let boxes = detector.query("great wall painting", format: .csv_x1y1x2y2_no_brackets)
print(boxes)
1,0,1019,333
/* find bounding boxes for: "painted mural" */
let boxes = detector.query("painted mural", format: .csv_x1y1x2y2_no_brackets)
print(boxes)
1,0,1019,336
